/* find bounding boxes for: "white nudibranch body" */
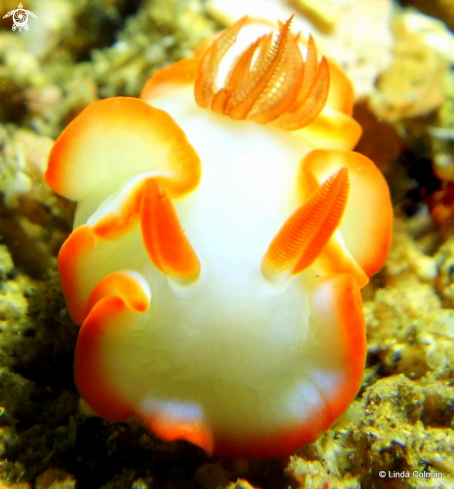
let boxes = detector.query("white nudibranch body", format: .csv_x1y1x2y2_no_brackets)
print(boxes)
45,17,392,457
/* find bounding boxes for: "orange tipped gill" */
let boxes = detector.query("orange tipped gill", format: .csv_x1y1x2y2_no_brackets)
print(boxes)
194,17,329,130
224,16,296,120
194,16,248,108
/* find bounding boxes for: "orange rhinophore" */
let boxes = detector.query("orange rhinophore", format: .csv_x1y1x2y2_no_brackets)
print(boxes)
140,178,201,282
45,17,392,458
262,167,349,283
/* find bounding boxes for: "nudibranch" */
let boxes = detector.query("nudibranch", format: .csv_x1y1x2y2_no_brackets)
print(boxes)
45,17,392,458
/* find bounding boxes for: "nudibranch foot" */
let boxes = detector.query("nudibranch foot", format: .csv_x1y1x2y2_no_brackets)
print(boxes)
73,264,366,459
137,398,214,455
46,16,392,458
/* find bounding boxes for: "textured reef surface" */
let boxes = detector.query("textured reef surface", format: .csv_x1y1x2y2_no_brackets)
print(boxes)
1,0,454,488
